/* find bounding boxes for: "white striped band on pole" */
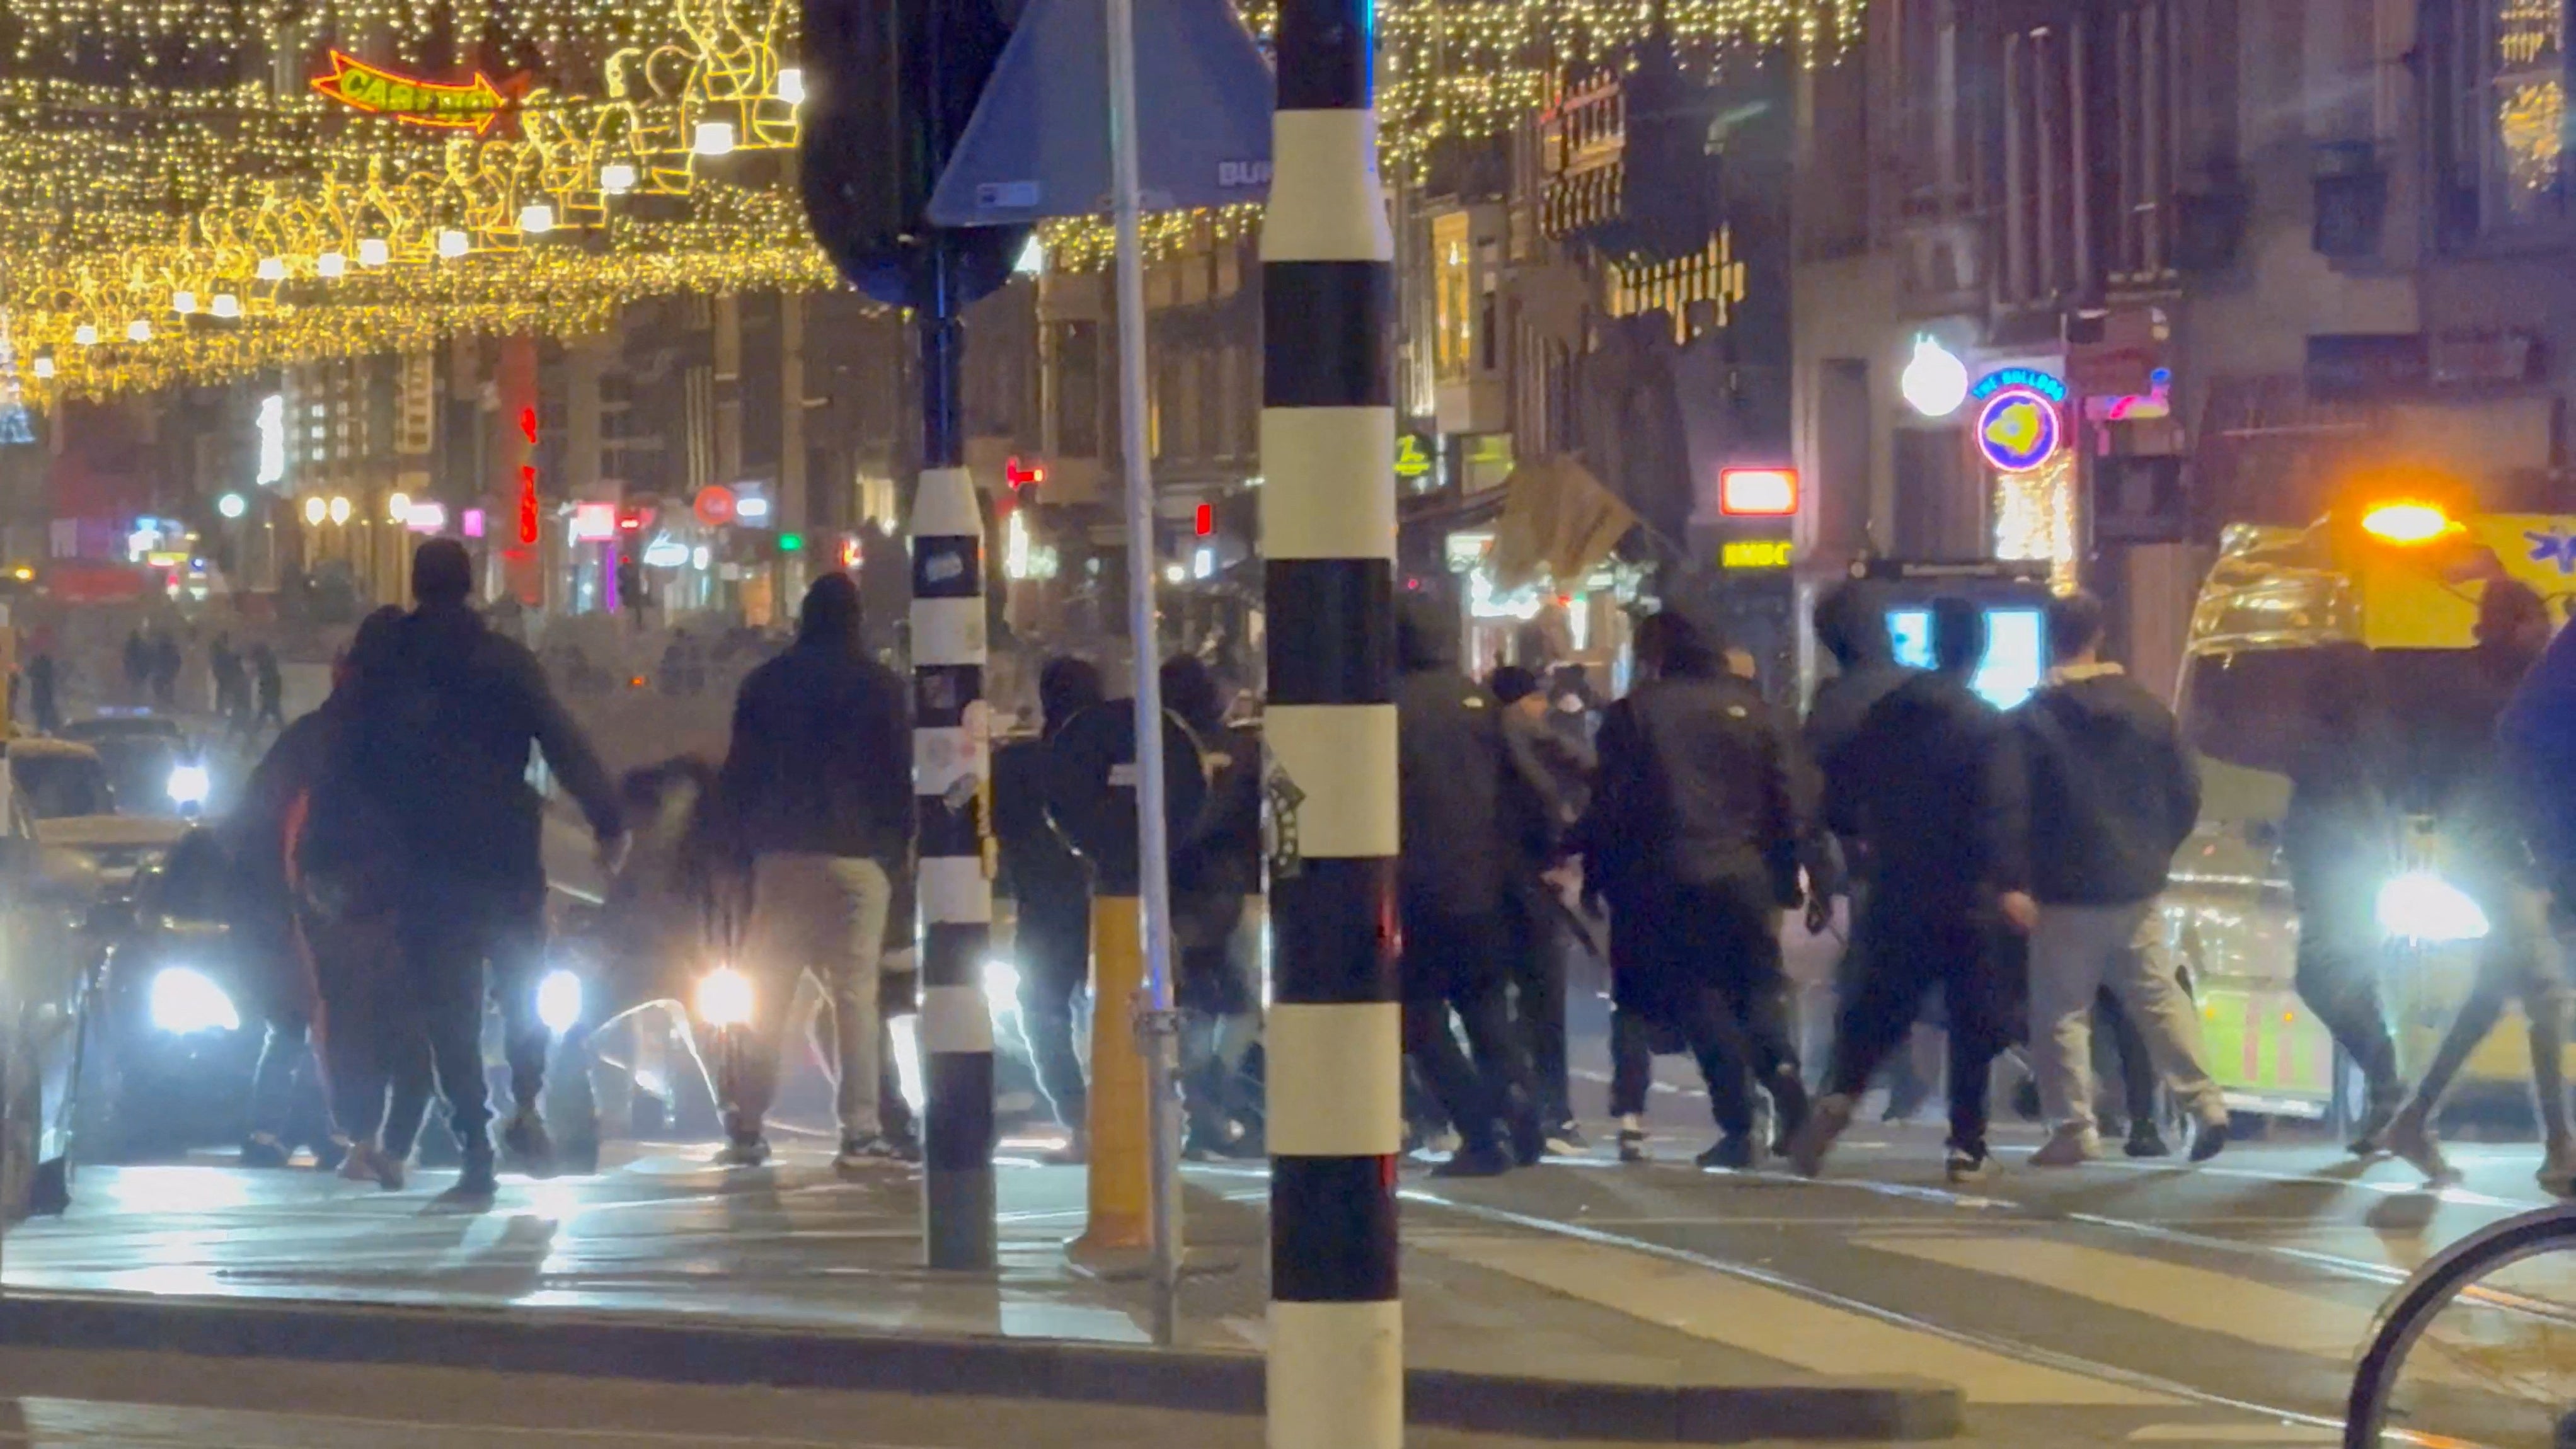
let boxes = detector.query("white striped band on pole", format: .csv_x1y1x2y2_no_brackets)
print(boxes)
912,462,996,1271
1262,1,1402,1445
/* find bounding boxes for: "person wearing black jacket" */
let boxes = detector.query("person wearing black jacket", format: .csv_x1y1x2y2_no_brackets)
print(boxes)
1573,609,1808,1171
2005,591,2228,1168
713,571,914,1174
1164,655,1265,1157
1493,663,1592,1151
994,657,1103,1158
1790,597,2022,1183
1396,592,1542,1177
319,545,624,1205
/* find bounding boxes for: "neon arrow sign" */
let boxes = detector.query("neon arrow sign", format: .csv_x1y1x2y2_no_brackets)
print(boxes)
313,52,514,135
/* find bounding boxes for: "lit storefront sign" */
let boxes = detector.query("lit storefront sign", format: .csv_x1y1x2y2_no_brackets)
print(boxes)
570,501,618,542
1722,539,1794,569
312,52,512,134
1974,372,2066,474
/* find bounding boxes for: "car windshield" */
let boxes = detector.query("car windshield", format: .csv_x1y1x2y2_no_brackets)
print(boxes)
13,753,112,819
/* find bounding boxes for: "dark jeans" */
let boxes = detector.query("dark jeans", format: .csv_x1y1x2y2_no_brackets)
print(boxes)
1015,888,1090,1131
2290,866,2402,1103
1828,891,2013,1156
1504,882,1572,1127
2092,989,2156,1129
394,880,546,1150
1401,906,1536,1155
1612,878,1807,1142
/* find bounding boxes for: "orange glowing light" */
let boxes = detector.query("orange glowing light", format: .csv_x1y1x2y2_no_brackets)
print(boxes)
2360,501,2456,546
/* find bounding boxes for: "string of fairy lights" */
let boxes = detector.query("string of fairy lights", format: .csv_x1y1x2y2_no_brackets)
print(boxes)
3,0,1856,404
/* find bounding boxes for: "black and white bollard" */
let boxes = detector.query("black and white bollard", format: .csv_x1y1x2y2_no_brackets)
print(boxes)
913,288,997,1271
1261,0,1401,1441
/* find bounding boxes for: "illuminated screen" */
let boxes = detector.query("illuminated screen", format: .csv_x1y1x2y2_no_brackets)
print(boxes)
1887,606,2049,710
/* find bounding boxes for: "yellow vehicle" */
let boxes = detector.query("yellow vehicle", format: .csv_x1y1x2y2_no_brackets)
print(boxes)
2165,497,2576,1121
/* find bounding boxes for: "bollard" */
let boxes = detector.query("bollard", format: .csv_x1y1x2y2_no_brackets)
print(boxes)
1072,895,1150,1254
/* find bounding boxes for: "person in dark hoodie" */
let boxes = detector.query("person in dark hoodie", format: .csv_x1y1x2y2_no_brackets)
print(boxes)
2384,579,2567,1188
713,571,916,1175
994,657,1105,1159
1573,608,1808,1170
1790,596,2023,1183
2001,590,2228,1168
1164,653,1267,1157
1492,663,1593,1152
321,541,625,1205
1396,590,1543,1177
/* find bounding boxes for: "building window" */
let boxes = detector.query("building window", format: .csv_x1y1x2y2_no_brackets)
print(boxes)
2492,0,2566,219
1432,210,1473,383
1052,321,1101,458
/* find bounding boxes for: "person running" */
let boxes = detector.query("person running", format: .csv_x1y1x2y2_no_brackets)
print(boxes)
992,658,1103,1160
252,643,287,733
318,542,624,1206
2001,590,2228,1168
1492,663,1594,1153
1395,592,1543,1177
2383,580,2565,1188
1790,597,2021,1183
710,572,915,1174
1576,609,1809,1171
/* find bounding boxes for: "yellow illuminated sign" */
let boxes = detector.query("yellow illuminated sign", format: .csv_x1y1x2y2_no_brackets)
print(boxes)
1722,539,1794,570
313,53,512,135
1395,435,1433,479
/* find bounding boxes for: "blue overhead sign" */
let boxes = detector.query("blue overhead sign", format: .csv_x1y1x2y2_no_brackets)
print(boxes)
927,0,1275,226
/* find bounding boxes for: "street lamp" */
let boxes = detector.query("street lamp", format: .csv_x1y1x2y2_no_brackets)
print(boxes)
217,493,247,520
388,491,411,524
328,496,352,525
1901,336,1970,418
303,496,326,526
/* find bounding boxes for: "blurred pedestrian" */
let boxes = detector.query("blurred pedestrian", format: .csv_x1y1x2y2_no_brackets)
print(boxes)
1396,592,1542,1177
1573,609,1808,1169
711,571,915,1176
2006,590,2227,1169
1491,663,1592,1152
993,656,1103,1160
124,627,151,702
24,652,59,735
1164,654,1265,1159
316,541,624,1206
1790,597,2021,1183
151,631,180,708
252,643,287,732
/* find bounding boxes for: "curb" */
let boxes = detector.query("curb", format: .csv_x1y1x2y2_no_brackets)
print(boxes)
0,1292,1962,1442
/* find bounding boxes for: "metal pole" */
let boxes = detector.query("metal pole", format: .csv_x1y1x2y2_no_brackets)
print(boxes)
914,233,999,1272
1105,0,1185,1348
1262,0,1401,1441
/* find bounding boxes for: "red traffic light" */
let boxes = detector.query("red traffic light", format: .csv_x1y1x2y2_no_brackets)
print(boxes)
1195,502,1214,537
1005,455,1046,490
1719,467,1799,517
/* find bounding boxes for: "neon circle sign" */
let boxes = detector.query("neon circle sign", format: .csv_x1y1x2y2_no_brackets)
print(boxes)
1975,386,2064,472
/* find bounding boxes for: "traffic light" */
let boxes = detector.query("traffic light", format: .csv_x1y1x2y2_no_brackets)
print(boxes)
779,531,805,553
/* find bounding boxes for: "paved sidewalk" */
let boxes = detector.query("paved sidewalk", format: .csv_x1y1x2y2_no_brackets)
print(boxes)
0,1150,1957,1441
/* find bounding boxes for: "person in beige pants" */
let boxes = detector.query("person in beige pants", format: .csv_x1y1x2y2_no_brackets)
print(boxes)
2001,592,2230,1167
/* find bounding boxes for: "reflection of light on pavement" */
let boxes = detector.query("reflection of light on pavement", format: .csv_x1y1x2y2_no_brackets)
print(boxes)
889,1015,925,1111
114,1166,258,1213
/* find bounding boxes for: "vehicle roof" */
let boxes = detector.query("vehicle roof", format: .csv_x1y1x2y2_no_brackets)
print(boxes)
60,714,185,740
6,738,103,762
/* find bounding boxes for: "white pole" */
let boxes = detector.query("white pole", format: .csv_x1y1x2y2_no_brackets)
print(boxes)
1106,0,1186,1346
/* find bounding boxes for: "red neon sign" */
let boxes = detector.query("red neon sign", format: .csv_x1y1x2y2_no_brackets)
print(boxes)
312,52,513,135
1004,456,1045,490
1195,502,1214,537
518,465,540,546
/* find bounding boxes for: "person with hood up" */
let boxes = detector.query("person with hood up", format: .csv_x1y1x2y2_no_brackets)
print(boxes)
2000,590,2227,1168
319,542,624,1205
1492,663,1594,1152
2384,579,2568,1188
1396,590,1543,1177
712,571,916,1175
992,656,1104,1159
1163,653,1266,1157
1790,597,2023,1182
1573,608,1809,1170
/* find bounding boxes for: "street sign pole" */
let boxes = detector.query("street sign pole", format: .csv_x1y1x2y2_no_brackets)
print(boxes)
1262,0,1402,1442
1104,0,1186,1348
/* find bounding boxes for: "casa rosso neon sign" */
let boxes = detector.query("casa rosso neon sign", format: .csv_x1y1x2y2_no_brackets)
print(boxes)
312,52,515,135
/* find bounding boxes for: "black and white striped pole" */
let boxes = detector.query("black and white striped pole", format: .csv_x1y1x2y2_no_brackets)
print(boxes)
914,238,998,1271
1261,0,1402,1441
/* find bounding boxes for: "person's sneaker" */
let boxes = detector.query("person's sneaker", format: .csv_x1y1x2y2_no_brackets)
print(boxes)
2124,1123,2171,1159
2188,1114,2231,1164
716,1134,773,1169
2347,1092,2403,1156
1430,1144,1514,1179
1042,1129,1090,1166
1545,1122,1589,1156
1695,1135,1758,1172
501,1111,557,1180
2540,1139,2576,1196
432,1156,498,1211
239,1134,290,1170
1945,1146,1992,1184
1785,1093,1855,1178
1509,1113,1547,1167
832,1134,912,1176
2386,1110,2459,1185
2028,1123,2102,1167
1616,1126,1649,1164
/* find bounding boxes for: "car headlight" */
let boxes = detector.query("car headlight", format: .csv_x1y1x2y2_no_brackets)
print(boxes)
2376,872,2492,944
149,966,239,1034
694,965,755,1028
536,968,584,1036
166,764,210,807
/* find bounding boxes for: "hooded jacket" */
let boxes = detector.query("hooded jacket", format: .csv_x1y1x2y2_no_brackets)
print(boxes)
1395,595,1510,918
2005,664,2200,906
1831,668,2022,905
717,615,914,868
1573,660,1801,905
1805,595,1917,842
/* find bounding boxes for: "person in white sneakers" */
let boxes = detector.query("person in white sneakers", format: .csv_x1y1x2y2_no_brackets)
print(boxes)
2004,591,2229,1167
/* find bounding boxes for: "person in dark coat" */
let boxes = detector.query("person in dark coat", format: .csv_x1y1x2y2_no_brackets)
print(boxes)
1492,663,1592,1150
151,631,181,708
710,571,915,1175
252,643,287,731
1396,592,1541,1177
1790,596,2023,1183
1572,609,1810,1170
23,653,58,735
994,657,1103,1157
317,541,624,1205
1163,654,1265,1157
124,628,151,703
